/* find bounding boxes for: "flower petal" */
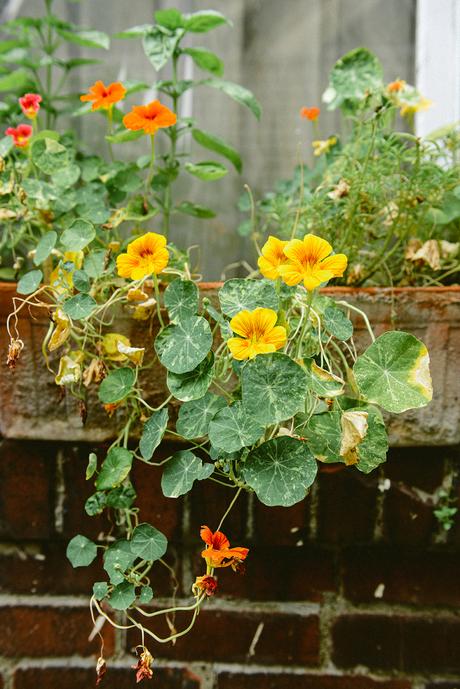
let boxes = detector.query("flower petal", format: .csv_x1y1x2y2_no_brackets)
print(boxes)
200,525,214,546
251,307,278,336
227,336,251,360
302,234,333,263
263,325,287,350
320,253,348,277
229,310,254,338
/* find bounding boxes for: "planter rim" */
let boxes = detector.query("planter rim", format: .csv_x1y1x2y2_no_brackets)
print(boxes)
1,280,459,294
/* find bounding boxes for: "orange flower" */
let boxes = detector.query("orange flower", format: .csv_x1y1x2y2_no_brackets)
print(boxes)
116,232,169,280
123,100,177,135
387,79,406,93
80,81,126,110
193,574,218,596
227,308,287,361
279,234,347,291
258,236,289,280
301,106,320,121
5,124,32,148
19,93,42,118
200,525,249,570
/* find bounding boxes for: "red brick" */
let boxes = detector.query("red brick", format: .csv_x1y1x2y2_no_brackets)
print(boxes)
208,545,337,602
127,607,319,665
0,605,114,657
332,613,460,672
253,500,310,546
216,673,411,689
317,469,377,544
14,665,201,689
0,440,54,539
190,480,249,542
342,546,460,607
382,449,445,545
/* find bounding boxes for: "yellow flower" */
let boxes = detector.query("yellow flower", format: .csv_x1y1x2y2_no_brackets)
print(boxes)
278,234,347,291
257,236,289,280
312,136,337,157
116,232,169,280
227,307,287,360
399,96,432,118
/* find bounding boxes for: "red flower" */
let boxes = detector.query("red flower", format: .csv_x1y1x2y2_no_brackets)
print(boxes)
300,106,320,121
19,93,42,118
200,525,249,570
193,574,218,596
5,124,33,148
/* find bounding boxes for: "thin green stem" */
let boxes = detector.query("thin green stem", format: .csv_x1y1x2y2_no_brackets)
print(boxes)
217,486,243,531
152,272,165,328
145,134,156,194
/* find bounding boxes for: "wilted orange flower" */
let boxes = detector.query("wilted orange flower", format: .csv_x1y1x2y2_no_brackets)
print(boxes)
5,124,32,148
132,647,154,683
258,236,289,280
116,232,169,280
123,100,177,135
19,93,42,118
279,234,347,291
193,574,218,596
387,79,406,93
80,80,126,110
301,106,320,121
200,526,249,570
227,308,287,361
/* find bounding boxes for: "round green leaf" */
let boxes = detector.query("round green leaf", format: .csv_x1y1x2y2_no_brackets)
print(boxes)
241,353,308,426
138,585,154,604
353,331,433,413
139,408,169,460
95,447,133,490
17,269,42,295
323,306,353,341
104,540,135,585
98,368,135,404
167,353,214,401
209,402,264,452
66,534,97,568
85,491,106,516
325,47,383,113
176,392,226,438
130,523,167,562
72,269,91,293
161,450,214,498
63,293,96,320
31,137,70,174
109,581,136,610
164,278,199,323
93,581,109,600
34,231,57,266
54,164,81,190
155,315,212,374
60,218,95,251
243,437,317,507
218,278,279,317
84,250,107,278
185,160,228,180
106,484,137,509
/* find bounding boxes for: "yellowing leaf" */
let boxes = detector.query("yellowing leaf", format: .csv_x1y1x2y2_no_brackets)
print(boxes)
48,308,71,351
340,410,369,465
117,341,145,366
101,333,131,361
55,355,81,386
408,346,433,402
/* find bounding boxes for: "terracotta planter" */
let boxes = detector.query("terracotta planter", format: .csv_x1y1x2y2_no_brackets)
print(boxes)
0,282,459,446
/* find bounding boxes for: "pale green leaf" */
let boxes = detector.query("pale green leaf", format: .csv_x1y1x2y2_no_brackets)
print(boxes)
164,279,199,323
243,437,317,507
192,128,242,172
139,408,169,460
66,534,97,567
31,137,70,175
167,353,214,401
98,368,135,404
60,218,95,251
63,293,96,320
203,78,261,119
241,353,308,426
324,47,383,113
323,305,353,341
176,392,226,439
86,452,98,480
183,47,224,76
353,331,432,413
155,315,212,374
95,447,133,490
109,581,136,610
103,540,135,585
130,523,168,561
185,160,228,180
209,402,264,452
161,450,213,498
93,581,109,600
17,269,42,295
218,278,279,317
184,10,231,32
176,201,216,218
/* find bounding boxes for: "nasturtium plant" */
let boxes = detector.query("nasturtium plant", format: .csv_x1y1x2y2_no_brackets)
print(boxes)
2,2,435,683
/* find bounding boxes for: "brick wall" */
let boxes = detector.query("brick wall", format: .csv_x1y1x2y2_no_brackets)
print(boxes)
0,439,459,689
